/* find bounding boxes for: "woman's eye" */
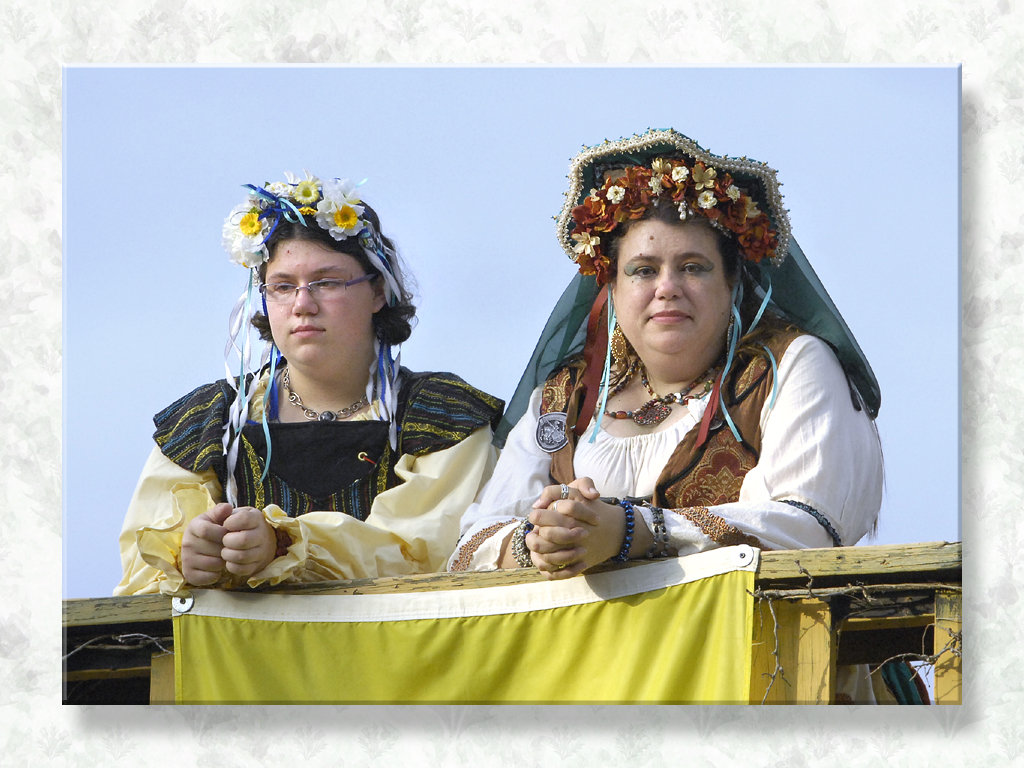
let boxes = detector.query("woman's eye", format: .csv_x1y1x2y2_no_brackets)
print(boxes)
624,265,656,278
313,280,346,292
267,283,295,296
682,262,709,275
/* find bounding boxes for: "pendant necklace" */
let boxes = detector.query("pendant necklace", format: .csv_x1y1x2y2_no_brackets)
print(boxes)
283,367,368,422
604,365,717,427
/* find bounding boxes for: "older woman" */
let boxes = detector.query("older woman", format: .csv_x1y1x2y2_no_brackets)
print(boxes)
449,130,882,581
116,173,502,595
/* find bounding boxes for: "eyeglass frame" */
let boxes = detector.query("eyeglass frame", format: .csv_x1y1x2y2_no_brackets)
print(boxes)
258,274,375,303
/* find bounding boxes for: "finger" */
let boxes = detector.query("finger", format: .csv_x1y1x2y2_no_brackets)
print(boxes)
532,549,587,574
222,529,256,552
528,505,584,529
223,507,264,532
184,520,226,548
540,560,589,580
530,524,587,548
223,560,260,577
221,544,268,565
207,503,234,525
530,500,604,529
183,552,225,573
570,477,602,500
183,567,223,586
531,484,565,509
531,481,589,510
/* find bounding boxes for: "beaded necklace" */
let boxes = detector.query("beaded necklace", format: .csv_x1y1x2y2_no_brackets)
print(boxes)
604,364,716,427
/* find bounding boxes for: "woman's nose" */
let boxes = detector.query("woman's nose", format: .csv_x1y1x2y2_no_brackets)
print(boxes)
291,285,319,312
654,270,684,298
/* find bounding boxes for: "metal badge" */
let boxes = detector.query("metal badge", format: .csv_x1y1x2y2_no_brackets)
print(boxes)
536,412,569,453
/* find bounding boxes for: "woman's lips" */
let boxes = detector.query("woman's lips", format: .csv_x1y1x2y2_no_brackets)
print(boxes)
649,311,690,324
291,326,324,337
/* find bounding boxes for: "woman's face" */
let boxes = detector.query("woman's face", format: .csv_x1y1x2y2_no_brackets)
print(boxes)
610,219,734,380
264,239,384,375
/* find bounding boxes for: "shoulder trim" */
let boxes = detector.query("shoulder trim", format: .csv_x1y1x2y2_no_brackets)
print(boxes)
398,372,504,456
153,380,233,475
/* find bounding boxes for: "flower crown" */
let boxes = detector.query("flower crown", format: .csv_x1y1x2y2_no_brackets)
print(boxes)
557,131,791,285
222,171,372,268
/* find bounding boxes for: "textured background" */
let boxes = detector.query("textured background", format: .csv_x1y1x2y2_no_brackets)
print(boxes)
9,0,1018,763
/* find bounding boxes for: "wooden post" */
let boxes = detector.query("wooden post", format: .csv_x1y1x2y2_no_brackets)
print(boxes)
149,652,175,705
933,590,961,704
750,597,835,704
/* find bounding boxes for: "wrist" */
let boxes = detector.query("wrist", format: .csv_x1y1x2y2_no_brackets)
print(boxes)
611,500,635,562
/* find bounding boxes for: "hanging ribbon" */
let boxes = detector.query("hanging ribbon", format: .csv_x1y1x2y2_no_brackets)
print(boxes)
588,292,617,444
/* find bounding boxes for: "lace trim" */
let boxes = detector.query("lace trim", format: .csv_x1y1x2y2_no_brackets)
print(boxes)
779,499,842,547
681,507,768,551
449,521,514,572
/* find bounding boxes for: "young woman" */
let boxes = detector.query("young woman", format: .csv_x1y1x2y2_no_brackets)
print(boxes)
116,173,502,595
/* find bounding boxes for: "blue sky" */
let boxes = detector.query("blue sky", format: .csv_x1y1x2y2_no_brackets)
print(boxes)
64,65,960,599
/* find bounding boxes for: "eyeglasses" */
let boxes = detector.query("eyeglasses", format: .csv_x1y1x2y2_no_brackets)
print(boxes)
259,274,374,304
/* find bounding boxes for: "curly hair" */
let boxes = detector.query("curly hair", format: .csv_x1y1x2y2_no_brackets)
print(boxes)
250,201,417,346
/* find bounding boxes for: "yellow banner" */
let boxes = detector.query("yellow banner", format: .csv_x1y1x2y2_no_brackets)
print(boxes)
173,547,757,704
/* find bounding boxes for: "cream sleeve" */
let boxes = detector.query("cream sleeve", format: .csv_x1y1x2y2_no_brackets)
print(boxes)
114,427,498,596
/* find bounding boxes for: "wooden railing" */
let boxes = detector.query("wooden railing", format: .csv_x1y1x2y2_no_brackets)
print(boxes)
63,540,961,705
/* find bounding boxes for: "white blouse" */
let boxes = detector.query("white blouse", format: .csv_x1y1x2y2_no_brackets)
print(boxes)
448,335,883,571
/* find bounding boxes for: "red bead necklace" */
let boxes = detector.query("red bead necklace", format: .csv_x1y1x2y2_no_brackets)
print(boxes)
604,365,717,427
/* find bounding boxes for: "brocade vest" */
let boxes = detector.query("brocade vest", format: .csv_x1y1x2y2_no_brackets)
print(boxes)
539,329,802,510
152,369,503,521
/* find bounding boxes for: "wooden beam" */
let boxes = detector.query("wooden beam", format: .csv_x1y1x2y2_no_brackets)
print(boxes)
933,590,962,704
149,653,175,705
750,598,835,704
756,541,961,581
64,594,171,628
66,542,961,629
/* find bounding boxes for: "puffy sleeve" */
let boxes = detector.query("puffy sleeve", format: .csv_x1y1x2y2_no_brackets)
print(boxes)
115,427,498,595
662,336,883,555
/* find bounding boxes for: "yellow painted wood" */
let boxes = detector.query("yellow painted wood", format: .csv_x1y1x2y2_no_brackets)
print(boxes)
149,653,175,705
933,590,962,705
842,615,934,632
750,598,835,704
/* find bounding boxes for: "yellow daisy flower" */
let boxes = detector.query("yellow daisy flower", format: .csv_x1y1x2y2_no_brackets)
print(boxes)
294,179,321,205
239,211,262,237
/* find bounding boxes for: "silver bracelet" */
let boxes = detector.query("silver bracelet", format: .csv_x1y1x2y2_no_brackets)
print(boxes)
511,519,535,568
644,505,670,558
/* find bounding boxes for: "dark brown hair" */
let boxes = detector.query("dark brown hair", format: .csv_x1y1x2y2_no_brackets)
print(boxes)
250,202,416,346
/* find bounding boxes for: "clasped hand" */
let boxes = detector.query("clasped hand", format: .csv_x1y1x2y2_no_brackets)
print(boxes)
526,478,631,580
180,503,277,586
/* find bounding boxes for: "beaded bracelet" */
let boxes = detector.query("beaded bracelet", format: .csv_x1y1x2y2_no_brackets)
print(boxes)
644,505,670,559
612,500,635,562
511,519,535,568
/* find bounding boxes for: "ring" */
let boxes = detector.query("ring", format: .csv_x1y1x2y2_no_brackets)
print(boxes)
553,500,559,514
555,563,567,570
560,484,570,499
